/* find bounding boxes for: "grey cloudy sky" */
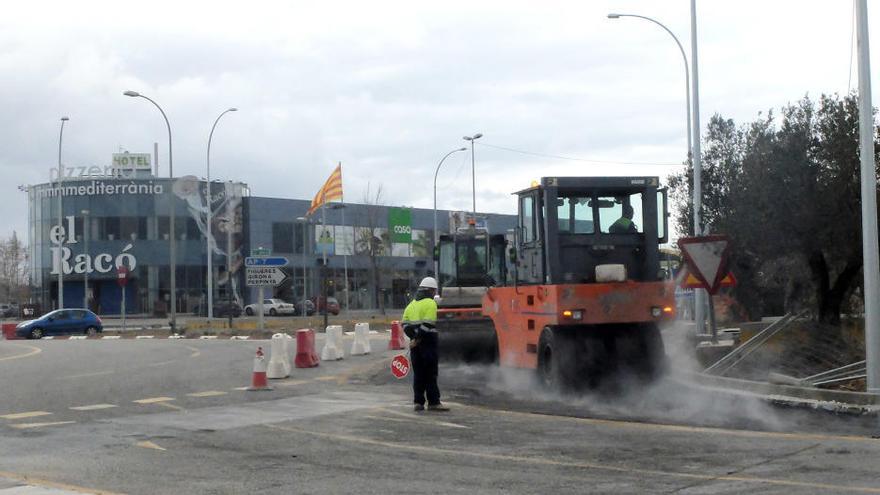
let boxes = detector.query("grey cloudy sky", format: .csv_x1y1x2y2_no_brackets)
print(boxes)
0,0,874,238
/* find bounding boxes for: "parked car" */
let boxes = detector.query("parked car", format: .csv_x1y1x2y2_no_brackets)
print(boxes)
193,300,242,318
311,296,341,315
295,299,315,316
244,298,296,316
16,309,103,339
0,303,16,318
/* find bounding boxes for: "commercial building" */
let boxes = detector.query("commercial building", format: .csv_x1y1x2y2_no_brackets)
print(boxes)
26,154,515,315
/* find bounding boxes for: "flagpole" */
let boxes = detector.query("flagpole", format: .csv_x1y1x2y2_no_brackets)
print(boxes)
339,162,349,315
321,202,328,331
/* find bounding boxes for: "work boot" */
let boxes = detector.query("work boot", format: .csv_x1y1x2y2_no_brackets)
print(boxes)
413,404,425,412
427,403,449,412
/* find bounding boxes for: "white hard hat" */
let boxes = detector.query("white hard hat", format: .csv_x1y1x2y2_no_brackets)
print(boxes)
418,277,438,289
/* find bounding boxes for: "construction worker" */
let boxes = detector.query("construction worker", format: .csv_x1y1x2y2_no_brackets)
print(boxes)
609,204,638,234
402,276,449,412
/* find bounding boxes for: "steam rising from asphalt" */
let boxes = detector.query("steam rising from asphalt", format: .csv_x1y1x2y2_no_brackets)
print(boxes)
444,326,786,431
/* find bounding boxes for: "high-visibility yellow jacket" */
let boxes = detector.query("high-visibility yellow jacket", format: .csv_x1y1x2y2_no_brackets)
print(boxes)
402,296,437,338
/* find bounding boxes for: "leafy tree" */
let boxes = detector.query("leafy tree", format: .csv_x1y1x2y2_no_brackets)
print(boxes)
669,94,880,323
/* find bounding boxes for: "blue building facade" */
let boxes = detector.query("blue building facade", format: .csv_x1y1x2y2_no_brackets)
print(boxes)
27,171,515,315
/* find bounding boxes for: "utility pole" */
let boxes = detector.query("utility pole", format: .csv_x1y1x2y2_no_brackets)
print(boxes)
856,0,880,393
690,0,707,337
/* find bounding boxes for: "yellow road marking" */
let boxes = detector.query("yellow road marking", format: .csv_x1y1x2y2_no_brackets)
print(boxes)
314,376,338,381
187,390,227,398
9,421,75,429
231,386,249,391
378,407,470,429
156,402,185,412
0,469,125,495
457,403,880,445
265,424,880,493
365,414,470,429
0,343,42,362
132,397,175,404
135,440,166,451
69,404,117,411
0,411,52,420
63,370,115,379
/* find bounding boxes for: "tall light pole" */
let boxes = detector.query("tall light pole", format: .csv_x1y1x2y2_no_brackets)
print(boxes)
689,0,707,336
297,216,308,316
855,0,879,393
433,147,467,274
462,133,483,219
206,107,237,323
607,13,692,160
81,209,90,310
124,90,177,331
57,116,69,309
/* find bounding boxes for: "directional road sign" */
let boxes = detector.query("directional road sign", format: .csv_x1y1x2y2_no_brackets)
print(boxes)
245,256,289,267
246,266,287,287
677,235,731,295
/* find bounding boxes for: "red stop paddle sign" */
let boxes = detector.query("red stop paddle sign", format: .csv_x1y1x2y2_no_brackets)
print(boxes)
390,354,410,379
117,265,129,287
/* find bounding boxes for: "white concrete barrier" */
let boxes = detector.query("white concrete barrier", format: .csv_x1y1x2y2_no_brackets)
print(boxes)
350,322,371,355
321,325,345,361
267,333,291,379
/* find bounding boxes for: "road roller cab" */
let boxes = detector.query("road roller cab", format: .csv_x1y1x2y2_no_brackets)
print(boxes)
482,177,676,386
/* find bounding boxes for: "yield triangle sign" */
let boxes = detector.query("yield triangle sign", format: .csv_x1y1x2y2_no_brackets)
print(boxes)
677,235,731,294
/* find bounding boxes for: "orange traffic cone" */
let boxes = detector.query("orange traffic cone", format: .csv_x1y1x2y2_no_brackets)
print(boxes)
388,321,406,350
247,347,274,391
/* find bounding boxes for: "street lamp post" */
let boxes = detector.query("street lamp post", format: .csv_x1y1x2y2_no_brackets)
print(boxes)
297,216,308,317
462,133,483,219
433,147,467,274
81,209,89,310
607,11,705,334
57,116,69,309
855,0,880,392
124,91,177,331
206,108,238,324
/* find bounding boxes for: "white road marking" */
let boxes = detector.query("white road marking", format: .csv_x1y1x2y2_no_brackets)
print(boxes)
40,336,55,340
62,370,114,379
101,335,121,340
8,421,75,429
199,335,218,340
135,440,166,451
69,404,117,411
230,335,250,340
68,335,88,340
132,397,175,404
186,391,227,398
135,335,154,339
0,411,52,420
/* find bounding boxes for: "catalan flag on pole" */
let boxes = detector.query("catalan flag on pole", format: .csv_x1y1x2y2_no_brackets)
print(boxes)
307,163,343,216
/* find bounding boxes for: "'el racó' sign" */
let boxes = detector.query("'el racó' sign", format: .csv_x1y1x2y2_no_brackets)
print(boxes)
49,216,137,276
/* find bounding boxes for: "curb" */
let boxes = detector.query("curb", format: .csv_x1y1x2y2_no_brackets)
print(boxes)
684,371,880,415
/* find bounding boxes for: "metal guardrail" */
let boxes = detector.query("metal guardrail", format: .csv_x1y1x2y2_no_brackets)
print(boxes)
704,311,807,376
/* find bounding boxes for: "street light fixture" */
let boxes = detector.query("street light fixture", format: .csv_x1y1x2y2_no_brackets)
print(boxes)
124,90,177,330
462,133,483,219
57,116,69,309
433,147,468,274
206,107,238,323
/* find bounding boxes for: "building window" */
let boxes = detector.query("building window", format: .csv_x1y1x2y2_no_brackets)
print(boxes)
273,222,294,253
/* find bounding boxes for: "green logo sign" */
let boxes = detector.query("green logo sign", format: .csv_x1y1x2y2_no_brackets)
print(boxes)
388,207,412,244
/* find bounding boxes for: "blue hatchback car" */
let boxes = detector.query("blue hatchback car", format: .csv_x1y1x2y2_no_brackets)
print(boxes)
16,309,103,339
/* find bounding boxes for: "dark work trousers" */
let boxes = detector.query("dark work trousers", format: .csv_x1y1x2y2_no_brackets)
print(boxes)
411,333,440,406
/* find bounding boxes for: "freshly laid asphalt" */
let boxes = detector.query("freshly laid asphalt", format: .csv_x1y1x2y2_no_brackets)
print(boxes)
1,335,879,494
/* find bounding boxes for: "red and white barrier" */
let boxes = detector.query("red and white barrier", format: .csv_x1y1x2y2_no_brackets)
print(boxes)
350,322,371,355
247,347,273,391
321,325,345,361
267,333,291,379
294,329,320,368
388,321,406,350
